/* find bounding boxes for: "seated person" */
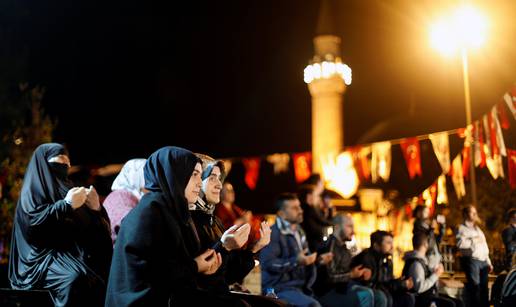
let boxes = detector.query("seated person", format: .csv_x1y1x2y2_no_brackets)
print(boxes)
190,158,278,306
9,143,112,307
314,214,375,307
299,184,333,252
260,193,332,307
403,232,462,307
103,158,147,244
106,146,229,306
352,231,415,307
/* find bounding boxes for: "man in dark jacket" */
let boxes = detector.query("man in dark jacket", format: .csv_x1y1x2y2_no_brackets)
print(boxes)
315,214,376,307
352,230,415,307
299,185,333,252
260,193,333,307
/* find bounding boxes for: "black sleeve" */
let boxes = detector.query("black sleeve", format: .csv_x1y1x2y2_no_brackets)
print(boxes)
26,199,74,230
73,206,113,280
225,249,255,284
378,261,406,293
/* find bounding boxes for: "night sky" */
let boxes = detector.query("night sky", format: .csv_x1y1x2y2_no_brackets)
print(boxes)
5,0,516,165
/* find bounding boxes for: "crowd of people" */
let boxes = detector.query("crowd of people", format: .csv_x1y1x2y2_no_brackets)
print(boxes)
5,143,516,307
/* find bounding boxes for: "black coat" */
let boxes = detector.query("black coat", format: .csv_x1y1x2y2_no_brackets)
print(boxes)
106,192,200,306
106,146,250,307
300,202,333,252
190,209,255,293
351,248,406,294
8,143,112,307
313,235,353,297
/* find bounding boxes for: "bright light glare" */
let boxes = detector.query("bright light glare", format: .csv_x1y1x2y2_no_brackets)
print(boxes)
321,152,359,199
430,5,488,55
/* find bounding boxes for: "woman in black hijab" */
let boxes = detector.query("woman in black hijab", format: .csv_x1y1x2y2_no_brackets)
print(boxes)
106,146,231,306
190,158,283,306
8,143,112,307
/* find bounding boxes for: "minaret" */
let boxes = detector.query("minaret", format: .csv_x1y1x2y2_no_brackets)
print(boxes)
304,0,351,173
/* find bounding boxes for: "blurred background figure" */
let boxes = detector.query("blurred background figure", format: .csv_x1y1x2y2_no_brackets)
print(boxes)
102,159,146,244
412,205,445,270
216,182,262,244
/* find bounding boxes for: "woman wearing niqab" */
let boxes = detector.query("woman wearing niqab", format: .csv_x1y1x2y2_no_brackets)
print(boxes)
8,143,112,306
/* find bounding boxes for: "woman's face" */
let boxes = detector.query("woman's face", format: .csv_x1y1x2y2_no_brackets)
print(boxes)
184,163,203,204
48,154,71,167
202,166,223,205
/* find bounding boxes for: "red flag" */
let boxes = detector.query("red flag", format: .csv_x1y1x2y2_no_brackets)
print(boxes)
242,158,261,190
293,152,312,183
404,203,413,218
497,102,510,130
488,111,500,156
352,146,371,181
474,121,486,168
509,149,516,190
462,143,471,180
400,138,422,179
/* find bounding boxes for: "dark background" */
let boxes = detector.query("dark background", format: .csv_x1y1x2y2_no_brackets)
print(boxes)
2,0,516,165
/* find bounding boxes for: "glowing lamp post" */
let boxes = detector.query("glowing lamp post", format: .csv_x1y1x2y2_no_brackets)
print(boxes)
429,4,488,206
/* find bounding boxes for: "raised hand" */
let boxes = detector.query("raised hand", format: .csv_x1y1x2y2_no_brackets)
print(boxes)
404,277,414,290
298,251,317,266
85,185,101,211
251,221,271,253
350,264,372,280
195,249,222,275
65,187,87,209
221,223,251,251
318,252,334,265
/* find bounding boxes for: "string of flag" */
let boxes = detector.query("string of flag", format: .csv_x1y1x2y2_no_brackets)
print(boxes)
224,85,516,198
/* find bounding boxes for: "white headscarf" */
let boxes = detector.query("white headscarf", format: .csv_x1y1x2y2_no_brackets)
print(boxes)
111,158,147,199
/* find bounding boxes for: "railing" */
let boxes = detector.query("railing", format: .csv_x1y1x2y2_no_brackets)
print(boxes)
439,242,456,273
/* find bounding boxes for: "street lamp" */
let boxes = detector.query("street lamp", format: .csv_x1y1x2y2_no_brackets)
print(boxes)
429,4,488,206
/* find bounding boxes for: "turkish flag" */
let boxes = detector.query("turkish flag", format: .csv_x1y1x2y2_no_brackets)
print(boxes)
488,111,500,156
497,102,510,130
293,152,312,183
474,121,486,168
242,158,261,190
400,137,422,179
352,146,371,181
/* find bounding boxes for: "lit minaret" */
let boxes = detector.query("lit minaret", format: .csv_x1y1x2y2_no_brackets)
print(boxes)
304,0,351,172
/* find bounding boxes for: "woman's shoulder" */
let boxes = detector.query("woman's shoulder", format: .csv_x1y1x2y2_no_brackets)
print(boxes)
104,190,138,206
125,192,166,220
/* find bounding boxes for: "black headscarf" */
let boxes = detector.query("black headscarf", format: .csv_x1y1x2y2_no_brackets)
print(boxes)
15,143,73,241
21,143,71,208
144,146,201,226
9,143,76,289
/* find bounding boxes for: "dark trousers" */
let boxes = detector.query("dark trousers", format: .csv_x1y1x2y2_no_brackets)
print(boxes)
379,289,415,307
416,294,463,307
460,257,489,307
